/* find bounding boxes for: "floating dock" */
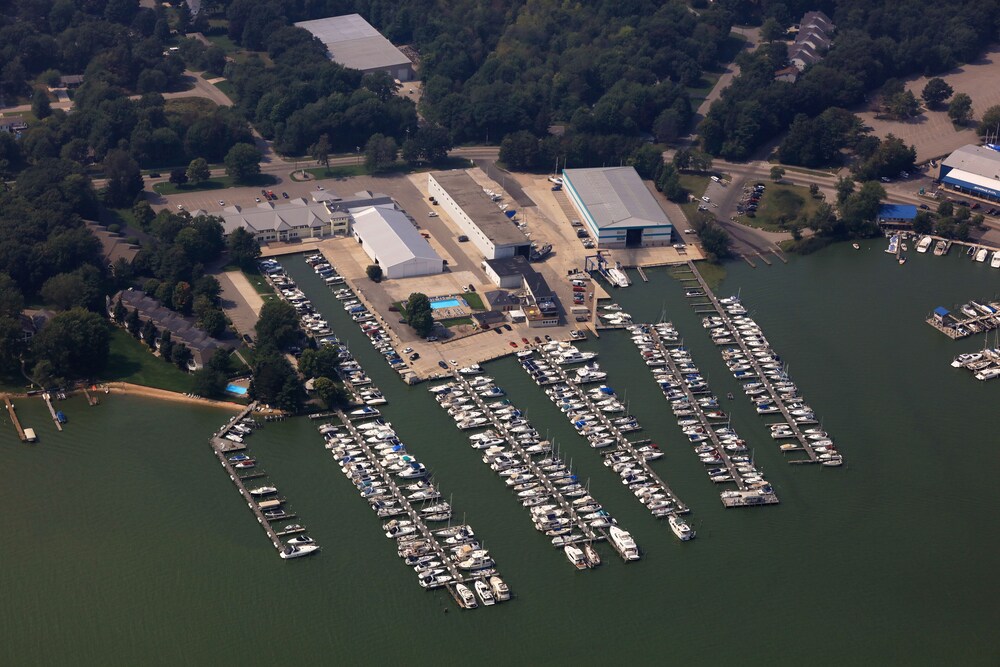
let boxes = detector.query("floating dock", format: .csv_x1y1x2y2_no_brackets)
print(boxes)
629,325,778,507
925,301,1000,339
528,344,692,524
683,262,835,465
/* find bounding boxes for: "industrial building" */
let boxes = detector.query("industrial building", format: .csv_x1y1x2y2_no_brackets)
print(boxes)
938,145,1000,201
562,167,673,248
427,171,531,260
481,255,559,327
483,256,531,289
294,14,414,81
352,205,443,279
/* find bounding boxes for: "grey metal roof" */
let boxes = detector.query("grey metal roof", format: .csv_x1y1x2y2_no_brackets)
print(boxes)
352,205,442,269
942,145,1000,179
294,14,410,72
215,198,333,235
429,171,531,247
563,167,671,230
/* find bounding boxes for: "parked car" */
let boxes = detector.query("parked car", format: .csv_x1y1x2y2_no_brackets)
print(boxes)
281,192,289,199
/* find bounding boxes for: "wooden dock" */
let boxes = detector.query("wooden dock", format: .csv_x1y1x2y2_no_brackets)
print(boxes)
638,327,778,507
684,262,824,464
531,345,691,520
42,393,63,431
3,396,27,441
925,301,1000,340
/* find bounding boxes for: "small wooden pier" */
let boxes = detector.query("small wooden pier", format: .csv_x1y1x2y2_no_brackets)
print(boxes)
3,396,27,441
42,393,63,431
925,301,1000,339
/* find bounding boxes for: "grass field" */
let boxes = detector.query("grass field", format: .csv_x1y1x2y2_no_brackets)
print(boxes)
678,173,712,223
242,269,278,302
438,317,474,328
744,183,819,232
212,80,237,101
101,329,195,393
463,293,485,310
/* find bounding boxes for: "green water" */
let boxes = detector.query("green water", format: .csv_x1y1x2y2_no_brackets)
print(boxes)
2,243,999,665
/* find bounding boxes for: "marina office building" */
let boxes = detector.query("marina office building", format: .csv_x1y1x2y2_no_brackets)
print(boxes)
562,167,673,248
939,144,1000,201
427,171,531,260
352,205,444,279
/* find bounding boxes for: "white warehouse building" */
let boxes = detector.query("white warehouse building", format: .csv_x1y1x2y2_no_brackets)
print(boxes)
562,166,673,248
352,205,443,279
427,171,531,260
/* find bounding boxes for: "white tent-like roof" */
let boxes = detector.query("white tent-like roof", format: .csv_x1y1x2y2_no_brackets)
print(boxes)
352,205,443,278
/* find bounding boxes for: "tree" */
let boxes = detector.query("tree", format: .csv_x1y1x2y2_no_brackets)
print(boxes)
250,352,304,412
888,90,921,120
313,376,349,409
192,366,228,398
40,267,102,311
255,300,299,351
112,298,127,323
172,281,193,314
921,78,953,109
310,134,331,172
0,316,25,375
30,308,110,380
363,134,398,172
760,18,785,42
405,292,434,337
770,166,785,182
912,211,935,234
948,93,973,125
656,163,687,202
186,157,210,185
170,342,192,370
809,183,820,197
0,273,25,318
132,200,155,229
226,227,260,271
199,309,227,338
672,149,692,170
298,346,342,379
141,318,158,348
31,89,52,120
224,142,261,183
937,201,954,217
498,131,540,170
103,149,144,207
366,264,383,282
978,105,1000,136
169,168,188,186
126,307,141,336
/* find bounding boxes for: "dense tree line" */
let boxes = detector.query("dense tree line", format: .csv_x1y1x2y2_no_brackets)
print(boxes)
700,0,1000,161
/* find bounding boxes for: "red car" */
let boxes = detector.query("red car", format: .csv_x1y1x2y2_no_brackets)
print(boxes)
509,341,518,348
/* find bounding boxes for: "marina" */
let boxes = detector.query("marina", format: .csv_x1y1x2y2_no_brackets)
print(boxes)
431,370,617,563
521,341,694,535
209,403,318,559
950,335,1000,381
680,263,839,465
317,411,510,607
627,322,779,508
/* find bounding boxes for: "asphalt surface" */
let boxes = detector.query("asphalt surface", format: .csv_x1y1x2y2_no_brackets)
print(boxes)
474,159,535,208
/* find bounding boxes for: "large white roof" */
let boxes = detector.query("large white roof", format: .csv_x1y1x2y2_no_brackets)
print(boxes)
942,145,1000,179
217,198,332,235
563,167,671,230
294,14,410,72
352,205,442,269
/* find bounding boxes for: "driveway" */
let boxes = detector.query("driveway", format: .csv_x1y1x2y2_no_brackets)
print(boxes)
215,270,264,336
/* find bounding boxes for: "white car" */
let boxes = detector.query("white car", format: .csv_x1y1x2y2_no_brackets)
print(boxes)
450,359,458,365
177,204,184,210
218,200,225,205
684,228,695,234
701,196,711,203
428,212,438,217
403,347,413,354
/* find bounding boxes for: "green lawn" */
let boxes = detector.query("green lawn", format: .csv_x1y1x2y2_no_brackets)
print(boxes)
213,80,237,101
463,293,485,310
241,269,278,302
678,173,712,223
745,183,820,232
153,173,277,195
439,317,474,328
101,329,195,393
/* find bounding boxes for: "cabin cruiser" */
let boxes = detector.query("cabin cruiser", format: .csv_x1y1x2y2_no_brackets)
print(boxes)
474,579,496,605
609,525,640,561
952,352,983,367
455,583,477,608
669,515,696,541
564,544,588,569
489,576,510,601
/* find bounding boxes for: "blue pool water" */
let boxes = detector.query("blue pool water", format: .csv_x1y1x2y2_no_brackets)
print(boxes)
226,384,248,395
430,298,461,310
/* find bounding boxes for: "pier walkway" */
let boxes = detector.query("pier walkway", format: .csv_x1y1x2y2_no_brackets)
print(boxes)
3,396,27,441
448,373,604,548
208,402,289,554
332,410,472,590
637,327,778,507
684,262,822,464
531,345,691,520
42,393,63,431
925,301,1000,340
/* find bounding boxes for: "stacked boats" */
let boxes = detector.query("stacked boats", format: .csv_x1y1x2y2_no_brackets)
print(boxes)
318,417,509,606
628,323,777,508
523,342,694,541
701,296,842,466
429,375,613,565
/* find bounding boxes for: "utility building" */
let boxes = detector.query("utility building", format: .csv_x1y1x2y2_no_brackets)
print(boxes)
352,205,443,279
562,167,673,248
294,14,414,81
939,145,1000,201
427,171,531,260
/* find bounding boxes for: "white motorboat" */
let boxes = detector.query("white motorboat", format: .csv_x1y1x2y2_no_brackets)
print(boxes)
669,515,696,541
280,544,319,559
455,583,478,608
489,576,510,601
249,485,277,496
609,525,640,561
992,251,1000,268
474,579,496,606
916,236,932,253
952,352,983,368
975,248,989,262
564,544,588,570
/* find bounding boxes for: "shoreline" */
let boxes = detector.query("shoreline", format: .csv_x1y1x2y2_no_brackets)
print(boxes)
102,382,247,410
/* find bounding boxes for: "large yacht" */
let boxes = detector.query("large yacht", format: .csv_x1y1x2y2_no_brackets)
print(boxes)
609,525,640,561
489,576,511,601
669,515,696,541
474,579,496,606
455,583,478,609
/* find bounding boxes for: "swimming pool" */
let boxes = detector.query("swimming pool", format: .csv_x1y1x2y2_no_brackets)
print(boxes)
226,384,248,396
430,298,462,310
